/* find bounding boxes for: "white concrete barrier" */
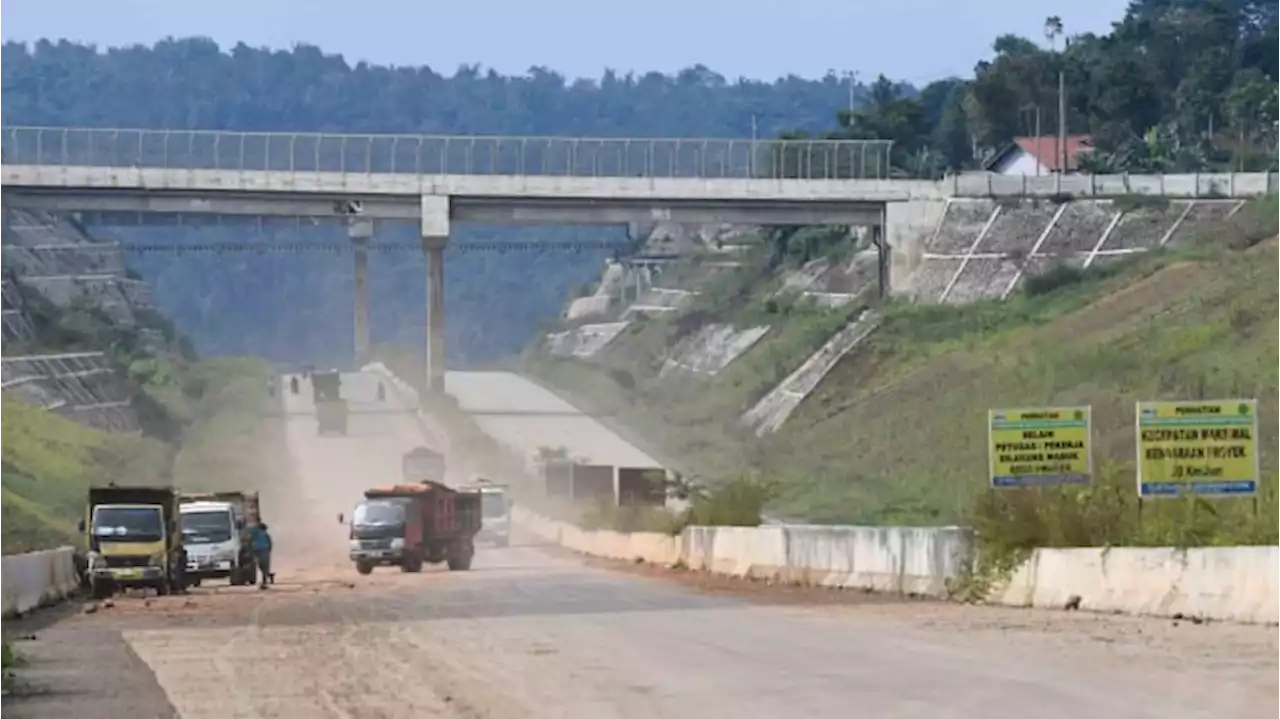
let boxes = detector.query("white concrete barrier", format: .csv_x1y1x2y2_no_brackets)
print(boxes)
782,525,971,597
514,507,967,599
2,546,80,616
989,546,1279,624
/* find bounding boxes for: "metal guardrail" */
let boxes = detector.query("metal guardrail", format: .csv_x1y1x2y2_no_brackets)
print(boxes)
3,239,637,255
1,126,894,180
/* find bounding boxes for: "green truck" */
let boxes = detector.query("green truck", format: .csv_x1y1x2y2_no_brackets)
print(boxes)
80,485,187,599
312,370,348,435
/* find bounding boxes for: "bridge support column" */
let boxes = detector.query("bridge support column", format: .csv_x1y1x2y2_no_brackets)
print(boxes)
349,218,374,364
423,236,447,393
420,194,452,394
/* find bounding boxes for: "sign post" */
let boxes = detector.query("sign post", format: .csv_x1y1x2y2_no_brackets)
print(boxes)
988,406,1093,488
1136,399,1258,498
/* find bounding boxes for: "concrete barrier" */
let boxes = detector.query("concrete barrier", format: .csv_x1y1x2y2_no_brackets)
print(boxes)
514,507,967,599
2,546,81,616
990,546,1279,624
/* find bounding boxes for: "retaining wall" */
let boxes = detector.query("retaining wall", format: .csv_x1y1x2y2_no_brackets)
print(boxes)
1,546,81,616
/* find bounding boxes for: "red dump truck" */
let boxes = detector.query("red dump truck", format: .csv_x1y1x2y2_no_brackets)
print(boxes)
346,481,481,575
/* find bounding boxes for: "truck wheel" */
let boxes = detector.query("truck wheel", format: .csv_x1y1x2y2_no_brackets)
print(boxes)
446,541,474,571
90,579,112,600
400,554,424,573
355,560,374,575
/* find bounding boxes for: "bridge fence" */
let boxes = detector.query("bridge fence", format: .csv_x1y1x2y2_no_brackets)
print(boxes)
2,126,894,181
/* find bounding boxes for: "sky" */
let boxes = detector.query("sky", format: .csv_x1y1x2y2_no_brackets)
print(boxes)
1,0,1132,84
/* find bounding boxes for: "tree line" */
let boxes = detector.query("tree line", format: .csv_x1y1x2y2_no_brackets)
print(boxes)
0,0,1274,366
806,0,1278,175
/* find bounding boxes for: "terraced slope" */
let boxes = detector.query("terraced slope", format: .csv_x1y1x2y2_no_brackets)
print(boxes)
527,200,1278,526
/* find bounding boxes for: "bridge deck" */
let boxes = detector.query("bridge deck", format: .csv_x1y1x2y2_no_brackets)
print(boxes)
1,165,912,226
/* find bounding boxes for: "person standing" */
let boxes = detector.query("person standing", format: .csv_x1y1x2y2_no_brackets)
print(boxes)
249,522,274,590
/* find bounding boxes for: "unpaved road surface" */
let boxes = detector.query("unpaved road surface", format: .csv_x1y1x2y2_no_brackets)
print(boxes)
4,371,1276,719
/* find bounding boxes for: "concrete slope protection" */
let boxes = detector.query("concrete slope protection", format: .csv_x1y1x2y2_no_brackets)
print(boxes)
6,369,1275,719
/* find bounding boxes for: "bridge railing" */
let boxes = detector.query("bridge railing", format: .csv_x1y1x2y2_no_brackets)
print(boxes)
1,126,894,181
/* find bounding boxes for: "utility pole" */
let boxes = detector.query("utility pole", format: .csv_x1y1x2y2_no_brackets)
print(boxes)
1044,16,1066,173
843,70,859,114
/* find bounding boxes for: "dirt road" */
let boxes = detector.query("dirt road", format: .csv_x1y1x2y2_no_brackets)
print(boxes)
5,371,1276,719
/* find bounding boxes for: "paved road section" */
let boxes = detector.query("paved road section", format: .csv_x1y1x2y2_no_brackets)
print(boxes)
4,370,1276,718
445,370,660,468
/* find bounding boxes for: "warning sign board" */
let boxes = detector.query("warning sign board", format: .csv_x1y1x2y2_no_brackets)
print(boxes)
988,406,1092,488
1136,400,1258,498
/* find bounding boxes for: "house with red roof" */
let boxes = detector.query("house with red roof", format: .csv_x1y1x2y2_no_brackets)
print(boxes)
984,135,1093,175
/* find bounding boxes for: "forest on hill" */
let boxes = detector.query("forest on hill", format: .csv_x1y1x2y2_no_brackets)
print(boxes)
1,0,1275,365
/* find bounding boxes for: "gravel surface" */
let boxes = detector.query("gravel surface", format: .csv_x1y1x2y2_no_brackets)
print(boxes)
4,371,1275,719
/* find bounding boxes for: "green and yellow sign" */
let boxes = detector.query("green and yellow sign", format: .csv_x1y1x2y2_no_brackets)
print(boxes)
988,406,1092,488
1136,400,1258,498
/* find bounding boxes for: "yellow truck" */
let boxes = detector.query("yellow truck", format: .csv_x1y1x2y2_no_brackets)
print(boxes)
79,485,187,599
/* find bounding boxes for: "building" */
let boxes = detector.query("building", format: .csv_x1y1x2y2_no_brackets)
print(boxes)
985,135,1093,176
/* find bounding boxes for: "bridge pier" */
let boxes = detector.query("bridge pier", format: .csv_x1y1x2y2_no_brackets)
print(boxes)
424,236,447,393
421,195,451,394
349,218,373,364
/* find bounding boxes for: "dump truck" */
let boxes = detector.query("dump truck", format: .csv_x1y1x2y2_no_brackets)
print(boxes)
179,491,261,586
313,369,348,435
458,479,513,547
402,446,446,483
346,481,481,575
80,485,186,599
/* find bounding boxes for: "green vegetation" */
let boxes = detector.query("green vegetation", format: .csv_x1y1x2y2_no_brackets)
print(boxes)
526,199,1279,546
3,0,1272,366
2,640,20,693
0,358,272,554
803,3,1277,175
169,358,275,494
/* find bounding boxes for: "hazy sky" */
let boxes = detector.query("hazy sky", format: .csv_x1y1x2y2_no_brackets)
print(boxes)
2,0,1130,84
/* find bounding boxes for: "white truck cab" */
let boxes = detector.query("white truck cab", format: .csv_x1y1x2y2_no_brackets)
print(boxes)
460,480,513,547
180,499,255,586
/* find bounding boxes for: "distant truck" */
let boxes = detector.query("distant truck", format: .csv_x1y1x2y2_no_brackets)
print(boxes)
346,481,481,575
402,446,446,483
80,486,187,599
179,491,261,587
313,370,348,435
458,479,513,547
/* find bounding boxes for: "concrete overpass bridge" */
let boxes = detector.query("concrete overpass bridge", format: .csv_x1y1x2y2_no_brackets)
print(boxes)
1,126,905,390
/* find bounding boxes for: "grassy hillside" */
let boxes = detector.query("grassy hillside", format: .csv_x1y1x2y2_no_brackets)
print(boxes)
525,198,1279,544
0,357,273,554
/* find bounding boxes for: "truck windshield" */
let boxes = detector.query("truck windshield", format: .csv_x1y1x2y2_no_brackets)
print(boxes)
181,510,234,545
93,507,164,541
352,501,405,526
481,493,508,518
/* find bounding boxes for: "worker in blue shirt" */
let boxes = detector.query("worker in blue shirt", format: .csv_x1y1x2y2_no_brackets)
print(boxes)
249,522,274,589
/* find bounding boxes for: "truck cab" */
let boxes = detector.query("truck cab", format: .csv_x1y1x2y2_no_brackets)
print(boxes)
402,446,446,483
179,492,260,586
81,486,186,599
347,481,480,575
461,480,513,547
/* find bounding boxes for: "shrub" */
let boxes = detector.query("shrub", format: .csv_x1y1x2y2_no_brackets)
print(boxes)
679,476,771,528
1021,262,1088,296
2,641,21,691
